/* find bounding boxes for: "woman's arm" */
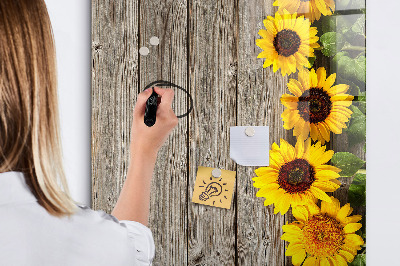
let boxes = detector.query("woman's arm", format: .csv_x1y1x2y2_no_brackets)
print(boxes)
111,87,178,226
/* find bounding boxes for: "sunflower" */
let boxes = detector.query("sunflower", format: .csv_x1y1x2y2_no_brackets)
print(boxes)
256,10,319,76
253,138,341,215
273,0,335,23
281,67,354,144
281,197,364,265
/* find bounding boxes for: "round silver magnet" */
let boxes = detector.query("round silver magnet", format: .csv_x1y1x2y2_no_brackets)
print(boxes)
211,168,222,178
139,46,150,56
149,36,160,46
245,127,255,137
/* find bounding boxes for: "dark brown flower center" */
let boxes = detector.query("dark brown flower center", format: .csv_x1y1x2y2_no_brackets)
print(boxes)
303,214,345,257
273,29,301,57
278,159,315,193
297,88,332,123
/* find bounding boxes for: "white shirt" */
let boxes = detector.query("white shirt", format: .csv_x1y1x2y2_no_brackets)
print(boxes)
0,171,155,266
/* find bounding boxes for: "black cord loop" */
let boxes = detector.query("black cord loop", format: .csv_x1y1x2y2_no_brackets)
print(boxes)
143,80,193,118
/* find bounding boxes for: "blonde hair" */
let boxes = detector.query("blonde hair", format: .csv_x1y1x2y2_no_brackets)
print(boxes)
0,0,77,216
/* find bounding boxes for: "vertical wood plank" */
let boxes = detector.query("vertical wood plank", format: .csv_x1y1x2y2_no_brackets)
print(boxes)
236,0,288,265
92,1,139,213
139,1,189,265
188,0,238,264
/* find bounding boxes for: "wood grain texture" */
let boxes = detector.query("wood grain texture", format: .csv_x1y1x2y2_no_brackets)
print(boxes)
92,1,364,265
92,0,139,213
139,0,189,264
187,0,238,264
236,0,287,265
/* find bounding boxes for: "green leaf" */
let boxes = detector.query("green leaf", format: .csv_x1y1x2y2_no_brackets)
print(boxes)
348,105,366,146
320,32,344,57
349,254,366,266
348,173,366,206
333,52,366,84
352,14,366,36
331,152,365,177
354,55,366,83
308,57,316,68
321,16,336,33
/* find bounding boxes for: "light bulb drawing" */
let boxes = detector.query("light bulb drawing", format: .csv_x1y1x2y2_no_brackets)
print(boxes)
198,176,229,206
199,182,222,201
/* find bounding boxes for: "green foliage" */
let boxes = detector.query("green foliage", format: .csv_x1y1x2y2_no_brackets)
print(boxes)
308,57,316,68
349,254,366,266
331,152,365,177
348,173,366,206
332,52,366,84
347,105,366,146
352,15,366,36
320,32,344,57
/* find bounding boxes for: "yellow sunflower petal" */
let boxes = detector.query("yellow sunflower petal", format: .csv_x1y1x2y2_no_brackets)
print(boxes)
256,183,280,196
345,234,364,246
252,174,278,187
343,223,362,234
346,215,362,223
320,257,331,266
317,122,331,142
339,250,355,262
313,180,340,192
334,254,348,266
263,189,285,206
281,232,301,242
303,256,318,266
295,138,305,158
313,149,334,166
315,170,340,180
328,84,350,96
291,249,306,265
275,193,291,214
323,73,336,90
292,205,309,222
287,79,303,96
280,138,296,162
282,223,303,234
285,242,305,256
315,165,341,173
310,186,332,202
316,67,327,88
336,203,351,222
270,150,286,167
255,166,279,176
310,68,318,87
263,19,277,35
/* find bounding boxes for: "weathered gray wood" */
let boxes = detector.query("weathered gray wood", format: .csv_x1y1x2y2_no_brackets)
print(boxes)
139,0,189,265
236,0,287,265
92,1,139,213
187,0,238,264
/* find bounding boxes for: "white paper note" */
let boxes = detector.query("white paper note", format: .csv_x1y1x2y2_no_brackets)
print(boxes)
230,126,269,166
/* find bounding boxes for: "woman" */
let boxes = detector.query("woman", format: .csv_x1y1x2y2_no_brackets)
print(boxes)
0,0,178,265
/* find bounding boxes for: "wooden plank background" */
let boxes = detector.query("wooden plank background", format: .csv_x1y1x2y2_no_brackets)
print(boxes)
91,0,363,265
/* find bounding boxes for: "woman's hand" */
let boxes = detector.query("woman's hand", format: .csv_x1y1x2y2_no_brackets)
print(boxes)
112,87,178,225
130,87,178,156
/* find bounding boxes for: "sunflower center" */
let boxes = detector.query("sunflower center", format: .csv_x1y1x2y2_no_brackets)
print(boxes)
302,214,345,257
297,88,332,123
273,30,301,57
278,159,315,193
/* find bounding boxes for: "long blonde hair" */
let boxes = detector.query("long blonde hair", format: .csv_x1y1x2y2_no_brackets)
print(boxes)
0,0,77,216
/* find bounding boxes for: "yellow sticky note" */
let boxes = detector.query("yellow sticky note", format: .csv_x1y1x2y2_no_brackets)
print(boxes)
192,166,236,209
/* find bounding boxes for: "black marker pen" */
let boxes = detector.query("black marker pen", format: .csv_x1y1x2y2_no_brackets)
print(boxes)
144,88,159,127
